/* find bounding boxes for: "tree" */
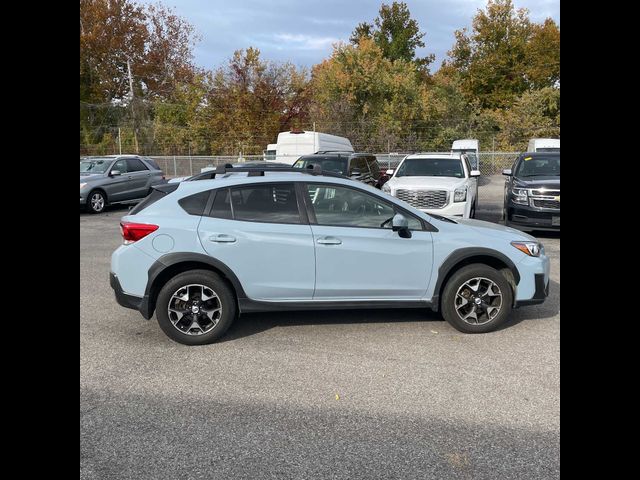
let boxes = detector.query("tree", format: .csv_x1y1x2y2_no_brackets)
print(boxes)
311,38,429,151
349,2,434,71
442,0,559,109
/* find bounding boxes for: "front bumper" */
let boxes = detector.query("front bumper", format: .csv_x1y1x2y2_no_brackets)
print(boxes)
110,272,152,319
507,202,560,231
515,273,549,307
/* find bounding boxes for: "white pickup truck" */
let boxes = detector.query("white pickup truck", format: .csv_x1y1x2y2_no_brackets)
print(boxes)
382,153,481,218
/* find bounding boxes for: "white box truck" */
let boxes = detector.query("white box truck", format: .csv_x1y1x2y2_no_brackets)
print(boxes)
271,131,354,165
451,139,480,170
527,138,560,152
262,143,277,161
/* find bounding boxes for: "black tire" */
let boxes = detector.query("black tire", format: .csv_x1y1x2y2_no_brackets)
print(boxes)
87,190,107,214
441,264,513,333
470,201,476,219
156,270,237,345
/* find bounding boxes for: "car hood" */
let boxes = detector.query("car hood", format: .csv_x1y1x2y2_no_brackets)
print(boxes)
80,173,105,182
454,217,538,242
388,176,465,190
513,176,559,189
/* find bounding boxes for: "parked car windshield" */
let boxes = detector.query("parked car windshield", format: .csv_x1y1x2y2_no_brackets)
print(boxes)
293,157,349,175
515,154,560,177
396,158,464,178
80,158,112,173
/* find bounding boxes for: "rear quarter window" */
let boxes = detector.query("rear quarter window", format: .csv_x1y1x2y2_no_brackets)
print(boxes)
178,191,211,216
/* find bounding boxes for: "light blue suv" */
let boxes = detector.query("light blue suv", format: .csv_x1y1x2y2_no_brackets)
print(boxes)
110,166,550,345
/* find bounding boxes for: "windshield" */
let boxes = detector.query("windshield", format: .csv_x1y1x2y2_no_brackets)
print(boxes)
80,158,112,173
396,158,464,178
536,147,560,153
293,157,348,175
515,155,560,177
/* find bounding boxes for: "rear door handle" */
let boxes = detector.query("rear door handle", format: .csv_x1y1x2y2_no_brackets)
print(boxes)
209,234,236,243
317,236,342,245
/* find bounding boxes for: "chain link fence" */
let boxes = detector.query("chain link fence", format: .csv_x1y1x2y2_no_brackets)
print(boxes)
84,152,523,178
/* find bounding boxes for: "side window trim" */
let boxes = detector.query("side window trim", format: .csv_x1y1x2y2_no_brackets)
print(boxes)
302,182,427,231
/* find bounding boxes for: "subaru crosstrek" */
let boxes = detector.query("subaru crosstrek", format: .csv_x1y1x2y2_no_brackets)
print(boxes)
110,166,550,345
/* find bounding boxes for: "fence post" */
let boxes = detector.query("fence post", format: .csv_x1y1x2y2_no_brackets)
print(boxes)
173,156,177,176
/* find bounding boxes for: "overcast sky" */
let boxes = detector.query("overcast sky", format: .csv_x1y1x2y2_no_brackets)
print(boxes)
141,0,559,71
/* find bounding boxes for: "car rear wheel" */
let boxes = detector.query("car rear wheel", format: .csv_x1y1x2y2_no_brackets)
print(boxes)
441,264,513,333
87,190,106,214
156,270,237,345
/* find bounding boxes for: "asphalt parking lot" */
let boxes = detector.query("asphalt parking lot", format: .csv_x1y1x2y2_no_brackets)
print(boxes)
80,175,560,480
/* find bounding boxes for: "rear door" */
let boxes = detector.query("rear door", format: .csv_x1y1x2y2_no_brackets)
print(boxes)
197,182,316,300
125,158,152,199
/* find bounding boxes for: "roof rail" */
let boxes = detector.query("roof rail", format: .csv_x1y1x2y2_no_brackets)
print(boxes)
207,163,347,180
314,150,353,154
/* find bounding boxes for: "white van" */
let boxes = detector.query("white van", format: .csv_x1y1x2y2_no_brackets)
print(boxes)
451,139,480,170
273,131,354,165
263,143,277,161
527,138,560,153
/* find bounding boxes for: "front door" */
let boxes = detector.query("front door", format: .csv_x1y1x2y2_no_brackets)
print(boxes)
304,183,433,300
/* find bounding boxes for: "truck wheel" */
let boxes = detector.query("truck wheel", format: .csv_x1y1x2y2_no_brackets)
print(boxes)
441,264,513,333
156,270,237,345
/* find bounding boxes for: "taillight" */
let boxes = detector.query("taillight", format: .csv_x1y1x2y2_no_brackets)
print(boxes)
120,222,158,244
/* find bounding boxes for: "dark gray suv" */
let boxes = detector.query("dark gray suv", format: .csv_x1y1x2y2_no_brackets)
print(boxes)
80,155,166,213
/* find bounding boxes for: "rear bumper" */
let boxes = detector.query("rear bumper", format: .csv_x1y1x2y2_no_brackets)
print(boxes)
110,272,152,319
515,273,549,307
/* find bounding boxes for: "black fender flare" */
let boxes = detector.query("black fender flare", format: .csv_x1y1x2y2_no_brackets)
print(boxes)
430,247,520,311
142,252,248,318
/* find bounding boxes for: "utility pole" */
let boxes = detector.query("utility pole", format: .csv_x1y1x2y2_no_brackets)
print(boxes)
127,59,139,154
118,127,122,155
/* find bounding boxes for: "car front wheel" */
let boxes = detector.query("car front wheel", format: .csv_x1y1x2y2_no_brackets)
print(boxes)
156,270,237,345
87,190,106,214
441,264,513,333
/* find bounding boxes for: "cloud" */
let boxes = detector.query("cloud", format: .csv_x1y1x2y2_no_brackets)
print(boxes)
272,34,340,51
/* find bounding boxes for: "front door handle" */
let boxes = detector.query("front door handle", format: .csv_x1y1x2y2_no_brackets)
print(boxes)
209,234,236,243
317,236,342,245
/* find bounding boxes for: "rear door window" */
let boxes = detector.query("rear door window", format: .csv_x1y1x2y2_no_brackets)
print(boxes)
230,184,301,224
126,158,149,172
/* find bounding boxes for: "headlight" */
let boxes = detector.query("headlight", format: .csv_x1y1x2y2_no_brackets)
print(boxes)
511,187,528,205
511,241,540,257
80,183,87,190
454,187,467,202
382,183,391,193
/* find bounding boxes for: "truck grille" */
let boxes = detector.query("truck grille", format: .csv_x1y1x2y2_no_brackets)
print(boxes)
532,199,560,209
529,189,559,210
395,189,449,209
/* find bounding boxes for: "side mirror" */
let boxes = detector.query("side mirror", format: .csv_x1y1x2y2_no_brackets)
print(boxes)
110,170,121,177
391,213,411,238
470,170,481,177
502,169,512,176
386,169,394,175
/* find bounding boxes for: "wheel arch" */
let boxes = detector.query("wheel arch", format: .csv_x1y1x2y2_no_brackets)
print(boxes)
144,253,247,319
431,247,520,312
